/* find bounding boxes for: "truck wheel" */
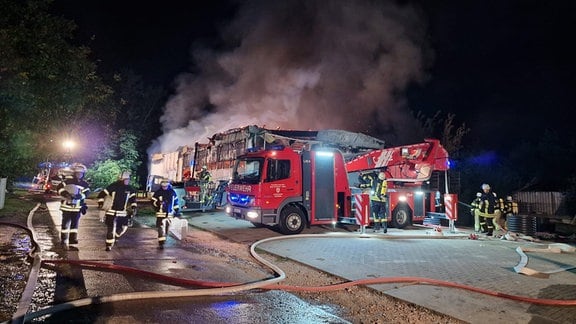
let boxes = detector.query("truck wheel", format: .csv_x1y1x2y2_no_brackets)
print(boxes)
392,206,412,229
278,205,306,235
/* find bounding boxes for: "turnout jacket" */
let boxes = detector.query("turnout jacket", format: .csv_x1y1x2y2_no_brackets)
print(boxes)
151,186,180,217
358,172,376,190
479,191,499,215
502,200,519,215
470,196,482,214
97,180,138,217
370,177,388,202
57,176,90,213
198,170,211,182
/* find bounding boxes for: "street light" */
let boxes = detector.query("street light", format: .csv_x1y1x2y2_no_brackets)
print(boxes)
63,139,75,162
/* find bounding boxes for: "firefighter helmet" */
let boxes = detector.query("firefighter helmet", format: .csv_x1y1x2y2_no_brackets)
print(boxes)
119,171,131,180
481,183,490,190
202,165,207,170
476,192,482,197
507,196,513,201
160,178,170,186
72,163,87,174
378,172,386,181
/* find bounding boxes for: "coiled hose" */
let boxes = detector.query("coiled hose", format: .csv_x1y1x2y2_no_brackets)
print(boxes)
6,204,576,323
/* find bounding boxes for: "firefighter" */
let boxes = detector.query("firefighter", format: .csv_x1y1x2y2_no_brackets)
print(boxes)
97,171,138,251
478,183,500,236
56,163,90,246
197,165,212,203
471,192,483,233
358,170,376,194
370,171,388,233
198,165,211,182
501,196,518,231
151,179,180,249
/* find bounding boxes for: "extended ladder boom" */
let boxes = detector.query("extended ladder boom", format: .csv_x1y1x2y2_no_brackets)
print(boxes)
345,139,450,183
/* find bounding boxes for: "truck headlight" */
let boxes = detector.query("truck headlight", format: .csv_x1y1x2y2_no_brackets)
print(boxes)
246,211,259,219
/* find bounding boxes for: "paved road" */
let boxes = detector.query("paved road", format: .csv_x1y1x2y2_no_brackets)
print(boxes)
17,200,351,323
188,211,576,324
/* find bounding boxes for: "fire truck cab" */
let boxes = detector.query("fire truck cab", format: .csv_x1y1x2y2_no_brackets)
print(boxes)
226,145,352,234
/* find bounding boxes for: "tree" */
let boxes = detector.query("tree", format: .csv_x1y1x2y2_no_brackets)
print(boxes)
415,110,470,158
85,159,124,191
86,130,141,189
0,0,112,181
102,70,166,185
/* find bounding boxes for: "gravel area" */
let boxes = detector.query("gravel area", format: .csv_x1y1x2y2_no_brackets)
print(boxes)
0,227,33,321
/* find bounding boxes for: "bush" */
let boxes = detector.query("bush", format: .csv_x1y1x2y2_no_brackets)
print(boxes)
86,160,133,189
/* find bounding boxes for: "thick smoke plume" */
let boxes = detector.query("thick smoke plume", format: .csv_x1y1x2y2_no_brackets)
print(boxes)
149,0,429,155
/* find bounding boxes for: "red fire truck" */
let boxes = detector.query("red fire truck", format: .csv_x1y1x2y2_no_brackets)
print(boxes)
225,139,458,234
34,162,72,193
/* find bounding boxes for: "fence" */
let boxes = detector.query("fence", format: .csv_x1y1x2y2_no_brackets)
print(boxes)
514,191,566,216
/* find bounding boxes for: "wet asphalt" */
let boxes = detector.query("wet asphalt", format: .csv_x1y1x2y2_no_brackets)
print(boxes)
15,200,351,323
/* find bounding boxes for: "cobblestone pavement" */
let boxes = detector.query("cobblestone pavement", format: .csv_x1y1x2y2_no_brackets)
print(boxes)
189,212,576,324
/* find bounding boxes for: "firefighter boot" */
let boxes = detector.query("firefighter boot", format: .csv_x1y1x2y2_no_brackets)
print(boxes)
486,218,494,236
60,233,69,246
373,221,381,232
105,240,113,251
382,221,388,233
69,232,78,244
479,218,488,233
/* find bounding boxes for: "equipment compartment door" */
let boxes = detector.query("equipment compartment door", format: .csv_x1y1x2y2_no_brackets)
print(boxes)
312,152,336,220
413,192,425,217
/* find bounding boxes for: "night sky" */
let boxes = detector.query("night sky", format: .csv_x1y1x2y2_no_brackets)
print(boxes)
52,0,576,154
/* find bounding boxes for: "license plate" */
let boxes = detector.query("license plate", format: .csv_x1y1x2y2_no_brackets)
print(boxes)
233,208,241,214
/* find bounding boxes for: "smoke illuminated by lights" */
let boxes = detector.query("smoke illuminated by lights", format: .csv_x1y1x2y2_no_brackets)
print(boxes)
149,0,430,155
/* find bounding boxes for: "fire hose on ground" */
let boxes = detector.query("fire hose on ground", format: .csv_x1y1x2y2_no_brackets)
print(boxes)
5,204,576,323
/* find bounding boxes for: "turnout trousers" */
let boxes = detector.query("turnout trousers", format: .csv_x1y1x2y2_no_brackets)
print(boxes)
371,200,388,232
61,210,81,244
156,216,172,247
104,214,129,249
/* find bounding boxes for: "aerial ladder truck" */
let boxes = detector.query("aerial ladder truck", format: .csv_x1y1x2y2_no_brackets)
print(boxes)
225,137,458,234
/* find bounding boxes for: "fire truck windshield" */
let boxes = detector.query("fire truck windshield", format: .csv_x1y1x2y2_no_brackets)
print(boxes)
232,157,264,184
